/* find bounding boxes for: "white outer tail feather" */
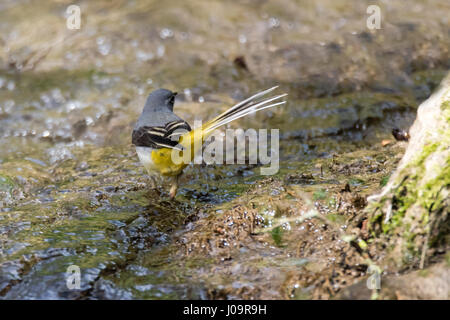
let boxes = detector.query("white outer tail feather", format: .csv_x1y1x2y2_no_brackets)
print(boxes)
204,88,287,134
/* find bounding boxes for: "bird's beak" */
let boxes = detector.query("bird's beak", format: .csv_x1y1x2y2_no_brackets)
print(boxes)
173,92,178,97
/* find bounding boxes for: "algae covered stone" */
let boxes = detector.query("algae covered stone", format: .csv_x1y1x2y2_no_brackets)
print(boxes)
367,72,450,269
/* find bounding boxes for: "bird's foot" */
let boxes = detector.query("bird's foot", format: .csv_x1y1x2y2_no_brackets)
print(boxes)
168,175,179,200
169,184,178,199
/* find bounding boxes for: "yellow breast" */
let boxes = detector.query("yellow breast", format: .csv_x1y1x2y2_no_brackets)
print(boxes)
136,146,187,177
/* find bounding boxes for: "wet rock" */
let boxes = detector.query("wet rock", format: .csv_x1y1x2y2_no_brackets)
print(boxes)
367,72,450,269
337,262,449,300
0,260,23,295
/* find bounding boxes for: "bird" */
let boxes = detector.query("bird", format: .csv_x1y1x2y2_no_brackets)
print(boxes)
132,86,287,199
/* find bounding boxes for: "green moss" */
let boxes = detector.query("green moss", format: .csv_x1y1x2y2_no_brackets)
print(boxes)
441,100,450,123
370,115,449,264
357,239,368,250
403,143,438,174
418,269,430,277
0,174,15,191
380,175,390,187
389,141,443,215
271,226,285,247
441,100,450,110
326,213,346,225
313,189,327,200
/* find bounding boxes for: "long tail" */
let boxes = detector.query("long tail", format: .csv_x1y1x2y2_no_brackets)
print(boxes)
203,86,287,134
178,86,287,156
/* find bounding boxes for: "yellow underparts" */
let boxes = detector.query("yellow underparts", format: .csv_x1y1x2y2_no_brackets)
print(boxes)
150,148,187,176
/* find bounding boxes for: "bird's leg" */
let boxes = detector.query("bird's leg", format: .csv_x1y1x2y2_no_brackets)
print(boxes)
169,174,180,199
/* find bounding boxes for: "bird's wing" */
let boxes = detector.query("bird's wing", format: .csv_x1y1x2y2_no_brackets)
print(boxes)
164,120,192,138
132,120,191,150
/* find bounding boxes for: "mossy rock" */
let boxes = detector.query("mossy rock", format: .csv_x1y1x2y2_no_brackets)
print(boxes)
366,72,450,269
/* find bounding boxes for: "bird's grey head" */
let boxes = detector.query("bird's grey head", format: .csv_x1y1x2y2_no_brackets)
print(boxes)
143,88,177,112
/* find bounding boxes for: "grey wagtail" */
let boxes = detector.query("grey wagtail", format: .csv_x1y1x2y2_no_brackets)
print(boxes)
132,86,287,198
